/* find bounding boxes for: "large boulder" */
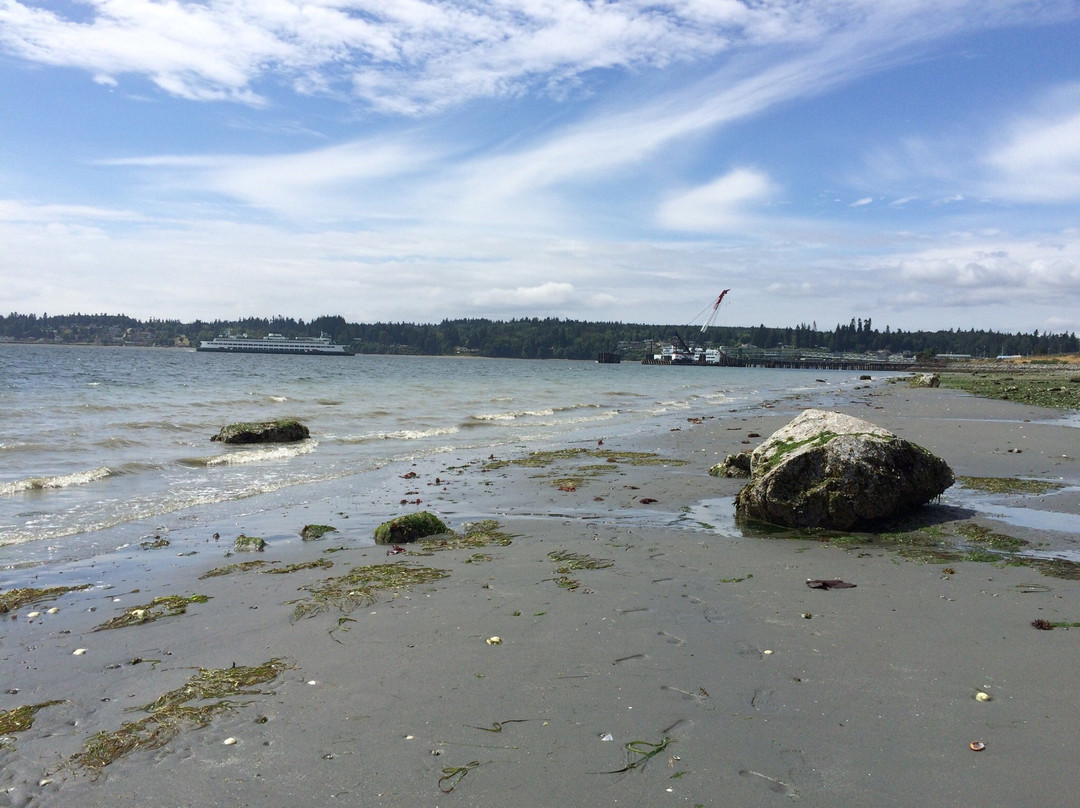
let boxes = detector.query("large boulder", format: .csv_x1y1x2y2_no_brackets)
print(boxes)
909,373,940,388
212,419,309,444
734,409,953,529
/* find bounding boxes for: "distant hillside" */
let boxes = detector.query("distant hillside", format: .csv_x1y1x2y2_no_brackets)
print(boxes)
1,312,1076,361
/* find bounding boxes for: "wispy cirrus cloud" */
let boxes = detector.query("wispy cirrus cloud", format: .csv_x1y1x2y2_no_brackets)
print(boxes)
3,1,1073,113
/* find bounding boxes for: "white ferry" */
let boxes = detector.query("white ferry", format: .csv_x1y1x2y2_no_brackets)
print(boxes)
197,333,355,356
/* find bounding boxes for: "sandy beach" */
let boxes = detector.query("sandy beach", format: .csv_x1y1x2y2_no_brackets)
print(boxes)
3,379,1079,808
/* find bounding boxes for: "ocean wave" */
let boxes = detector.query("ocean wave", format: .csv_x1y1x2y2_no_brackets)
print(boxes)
471,408,556,422
182,440,318,467
495,410,622,429
94,436,147,449
269,396,288,403
0,466,112,495
340,426,460,443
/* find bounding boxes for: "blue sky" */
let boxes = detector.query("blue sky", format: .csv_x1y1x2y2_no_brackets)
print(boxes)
2,1,1079,334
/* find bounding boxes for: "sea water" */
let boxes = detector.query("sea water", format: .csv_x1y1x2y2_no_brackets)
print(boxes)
1,344,870,568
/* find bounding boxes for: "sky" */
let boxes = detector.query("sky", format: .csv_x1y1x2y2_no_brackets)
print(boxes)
1,1,1079,334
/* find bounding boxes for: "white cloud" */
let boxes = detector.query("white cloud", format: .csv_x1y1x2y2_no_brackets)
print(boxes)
656,169,776,231
984,90,1080,202
850,197,873,207
474,281,576,308
2,1,1074,112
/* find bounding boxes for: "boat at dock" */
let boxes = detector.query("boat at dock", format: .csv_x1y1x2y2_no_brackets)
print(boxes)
197,333,355,356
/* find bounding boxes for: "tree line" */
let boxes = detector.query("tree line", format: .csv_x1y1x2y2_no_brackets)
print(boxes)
2,311,1077,360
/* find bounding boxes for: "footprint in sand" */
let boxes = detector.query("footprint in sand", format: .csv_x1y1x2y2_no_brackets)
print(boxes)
737,641,764,658
660,684,709,703
751,687,780,714
739,750,809,798
658,630,685,646
739,768,798,797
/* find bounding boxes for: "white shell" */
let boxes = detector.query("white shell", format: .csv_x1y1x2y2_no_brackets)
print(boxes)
27,611,41,618
223,737,238,745
486,636,502,645
47,607,60,614
975,691,991,702
73,648,87,655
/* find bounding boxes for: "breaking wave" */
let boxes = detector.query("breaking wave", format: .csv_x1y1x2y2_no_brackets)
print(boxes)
340,426,460,444
181,440,318,467
0,466,112,496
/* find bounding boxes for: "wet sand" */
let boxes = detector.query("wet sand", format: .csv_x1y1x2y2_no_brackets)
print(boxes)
3,380,1079,807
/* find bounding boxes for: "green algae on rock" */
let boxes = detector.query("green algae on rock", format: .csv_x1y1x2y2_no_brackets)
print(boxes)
735,409,953,530
211,418,309,444
300,524,338,541
234,534,267,552
373,511,449,544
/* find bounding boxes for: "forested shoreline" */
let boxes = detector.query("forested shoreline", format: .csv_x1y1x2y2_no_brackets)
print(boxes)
2,311,1076,361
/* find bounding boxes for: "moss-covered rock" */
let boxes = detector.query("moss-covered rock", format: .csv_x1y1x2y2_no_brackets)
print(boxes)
373,511,450,544
300,524,337,541
234,534,266,552
211,419,309,444
709,451,751,478
735,409,953,530
909,373,940,388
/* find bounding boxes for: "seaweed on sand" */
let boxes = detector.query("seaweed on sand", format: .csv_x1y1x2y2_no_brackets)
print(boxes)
957,476,1066,496
483,448,687,470
548,550,614,571
260,558,333,574
0,584,93,614
200,560,273,579
601,736,673,774
956,523,1030,552
289,561,450,620
92,594,210,632
0,700,65,735
938,372,1080,410
69,659,290,775
411,520,514,554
